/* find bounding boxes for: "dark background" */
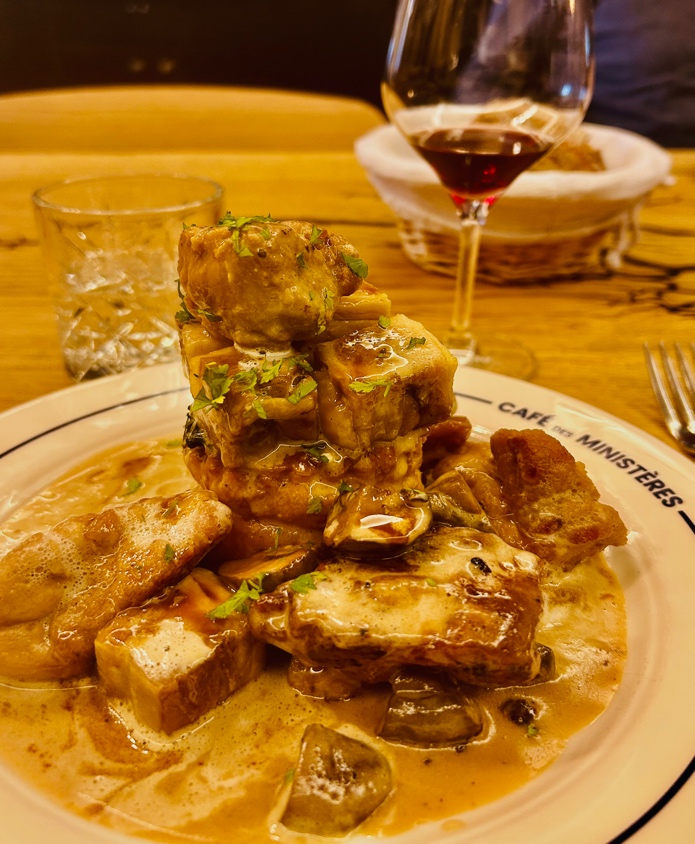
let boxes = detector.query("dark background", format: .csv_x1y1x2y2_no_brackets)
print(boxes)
0,0,399,108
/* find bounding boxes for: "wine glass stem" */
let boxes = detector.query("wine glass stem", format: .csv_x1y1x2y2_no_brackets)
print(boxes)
448,200,488,355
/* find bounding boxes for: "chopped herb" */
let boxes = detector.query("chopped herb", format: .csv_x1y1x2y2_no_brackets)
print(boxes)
306,496,322,515
232,369,258,392
165,438,182,448
302,441,329,462
175,278,197,325
337,481,355,494
407,336,427,350
272,527,282,551
526,724,539,738
162,501,178,518
260,227,271,240
309,224,323,245
287,354,313,373
290,571,328,594
252,397,267,419
164,543,175,562
284,768,296,784
348,378,392,396
342,252,369,279
207,574,267,619
259,358,283,383
287,378,317,405
219,212,275,229
237,244,254,258
425,577,437,587
378,315,391,329
182,222,191,230
296,251,307,269
196,308,222,322
124,478,143,495
190,363,233,413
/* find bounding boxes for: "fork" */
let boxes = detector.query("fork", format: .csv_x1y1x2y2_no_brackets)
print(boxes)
644,342,695,456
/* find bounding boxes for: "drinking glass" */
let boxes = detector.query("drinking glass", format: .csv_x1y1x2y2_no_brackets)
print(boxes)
383,0,593,378
33,174,224,381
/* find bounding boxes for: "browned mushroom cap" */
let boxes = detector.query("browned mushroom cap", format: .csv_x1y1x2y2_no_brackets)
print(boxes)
217,546,318,593
378,668,484,748
280,723,392,836
323,486,432,555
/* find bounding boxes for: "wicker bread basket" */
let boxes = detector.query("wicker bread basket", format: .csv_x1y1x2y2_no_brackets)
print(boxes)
355,123,671,284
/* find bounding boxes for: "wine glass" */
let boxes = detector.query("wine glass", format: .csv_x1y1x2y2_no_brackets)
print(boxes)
382,0,594,379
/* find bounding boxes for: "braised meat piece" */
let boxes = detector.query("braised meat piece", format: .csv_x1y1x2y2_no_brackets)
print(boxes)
248,525,544,688
314,314,457,451
178,219,363,350
490,429,628,570
0,490,233,681
96,567,264,733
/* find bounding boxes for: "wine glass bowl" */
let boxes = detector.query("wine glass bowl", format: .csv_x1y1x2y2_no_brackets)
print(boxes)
382,0,593,378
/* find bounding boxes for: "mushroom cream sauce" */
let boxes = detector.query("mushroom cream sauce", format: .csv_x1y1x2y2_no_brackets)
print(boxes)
0,436,626,843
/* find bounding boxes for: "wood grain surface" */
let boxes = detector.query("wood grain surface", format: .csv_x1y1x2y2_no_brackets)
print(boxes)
0,86,693,457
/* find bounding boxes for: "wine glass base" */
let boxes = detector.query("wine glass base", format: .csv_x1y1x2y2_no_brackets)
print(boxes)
448,332,536,381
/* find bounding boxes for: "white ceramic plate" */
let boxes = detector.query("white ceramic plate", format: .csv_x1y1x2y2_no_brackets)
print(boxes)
0,363,693,844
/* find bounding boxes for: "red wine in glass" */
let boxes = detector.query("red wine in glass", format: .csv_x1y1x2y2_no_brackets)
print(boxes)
408,125,552,204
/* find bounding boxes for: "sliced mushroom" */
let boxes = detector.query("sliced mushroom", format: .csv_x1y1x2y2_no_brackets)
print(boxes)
323,486,432,555
378,668,484,748
280,723,392,836
217,546,317,593
522,643,556,685
287,656,364,701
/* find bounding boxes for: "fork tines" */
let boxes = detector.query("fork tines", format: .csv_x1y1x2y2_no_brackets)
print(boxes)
644,342,695,453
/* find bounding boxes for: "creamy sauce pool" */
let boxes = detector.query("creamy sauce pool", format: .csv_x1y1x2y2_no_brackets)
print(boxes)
0,437,627,842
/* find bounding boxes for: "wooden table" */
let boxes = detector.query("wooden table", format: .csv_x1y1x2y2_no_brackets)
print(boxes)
0,85,693,844
0,85,693,457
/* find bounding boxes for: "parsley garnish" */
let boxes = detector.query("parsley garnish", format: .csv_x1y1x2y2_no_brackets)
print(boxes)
348,378,392,396
526,724,539,738
302,441,329,462
296,252,307,269
190,363,233,413
287,354,313,373
207,574,267,619
407,336,426,350
232,369,258,392
164,543,175,562
252,398,267,419
196,307,222,322
290,571,328,594
425,577,437,587
218,212,275,229
378,315,391,329
306,496,322,514
165,438,182,448
124,478,143,495
342,252,369,279
309,225,323,245
287,378,318,405
175,278,196,325
260,359,283,383
337,481,355,494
